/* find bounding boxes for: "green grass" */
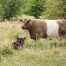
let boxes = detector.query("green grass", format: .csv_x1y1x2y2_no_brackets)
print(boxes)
0,21,66,66
0,46,66,66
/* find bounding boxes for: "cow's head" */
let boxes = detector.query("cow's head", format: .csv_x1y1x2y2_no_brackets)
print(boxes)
20,18,32,30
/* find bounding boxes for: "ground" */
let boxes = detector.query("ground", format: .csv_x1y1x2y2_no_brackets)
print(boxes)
0,21,66,66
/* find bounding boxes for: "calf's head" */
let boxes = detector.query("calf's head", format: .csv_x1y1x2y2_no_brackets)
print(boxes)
16,37,26,44
12,37,26,50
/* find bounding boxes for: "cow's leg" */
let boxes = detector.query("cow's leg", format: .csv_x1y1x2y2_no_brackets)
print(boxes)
36,33,41,40
36,33,39,40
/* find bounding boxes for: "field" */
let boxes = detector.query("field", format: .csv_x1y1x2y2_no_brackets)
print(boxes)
0,21,66,66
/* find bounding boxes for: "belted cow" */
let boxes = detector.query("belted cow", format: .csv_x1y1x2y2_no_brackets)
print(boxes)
20,18,66,40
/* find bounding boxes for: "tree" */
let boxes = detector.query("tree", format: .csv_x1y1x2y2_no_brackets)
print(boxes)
62,0,66,19
42,0,64,19
28,0,45,18
0,0,22,20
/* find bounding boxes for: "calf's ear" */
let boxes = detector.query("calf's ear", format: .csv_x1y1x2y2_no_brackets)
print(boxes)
16,37,20,40
23,37,26,40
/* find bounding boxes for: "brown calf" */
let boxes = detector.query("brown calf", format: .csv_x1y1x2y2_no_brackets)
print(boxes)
12,37,26,49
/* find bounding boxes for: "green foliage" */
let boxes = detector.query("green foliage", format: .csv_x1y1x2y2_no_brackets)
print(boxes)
7,29,23,40
22,0,66,19
21,0,32,14
27,0,45,18
62,0,66,19
0,0,66,20
0,0,22,20
42,0,63,19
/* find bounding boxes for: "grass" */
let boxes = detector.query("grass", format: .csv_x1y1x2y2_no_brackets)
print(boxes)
0,21,66,66
0,46,66,66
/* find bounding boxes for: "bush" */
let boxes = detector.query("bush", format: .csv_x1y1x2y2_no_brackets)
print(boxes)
0,0,22,21
42,0,66,19
27,0,45,18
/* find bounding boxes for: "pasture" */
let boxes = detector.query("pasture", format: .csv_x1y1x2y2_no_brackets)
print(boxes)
0,21,66,66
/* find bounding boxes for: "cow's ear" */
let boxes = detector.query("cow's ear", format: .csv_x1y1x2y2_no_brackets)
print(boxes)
27,19,31,24
28,19,31,22
20,19,23,22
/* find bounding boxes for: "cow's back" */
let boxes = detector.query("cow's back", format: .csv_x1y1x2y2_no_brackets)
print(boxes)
44,20,59,38
29,19,66,39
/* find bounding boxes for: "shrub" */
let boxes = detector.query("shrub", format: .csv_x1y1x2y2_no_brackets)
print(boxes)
0,0,22,20
27,0,45,18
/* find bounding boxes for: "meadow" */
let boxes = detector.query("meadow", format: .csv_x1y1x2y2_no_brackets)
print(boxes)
0,21,66,66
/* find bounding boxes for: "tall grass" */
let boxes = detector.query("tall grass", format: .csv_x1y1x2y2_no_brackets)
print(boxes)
24,38,66,49
0,21,66,66
0,45,13,56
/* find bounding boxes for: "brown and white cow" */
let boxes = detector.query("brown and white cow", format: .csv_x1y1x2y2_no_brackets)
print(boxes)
20,18,66,40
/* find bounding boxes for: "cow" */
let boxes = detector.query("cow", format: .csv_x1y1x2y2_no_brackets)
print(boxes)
20,18,66,40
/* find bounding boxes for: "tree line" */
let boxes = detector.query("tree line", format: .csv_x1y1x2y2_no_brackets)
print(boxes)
0,0,66,21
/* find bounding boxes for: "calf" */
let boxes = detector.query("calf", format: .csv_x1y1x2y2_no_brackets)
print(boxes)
12,37,26,49
20,18,66,40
